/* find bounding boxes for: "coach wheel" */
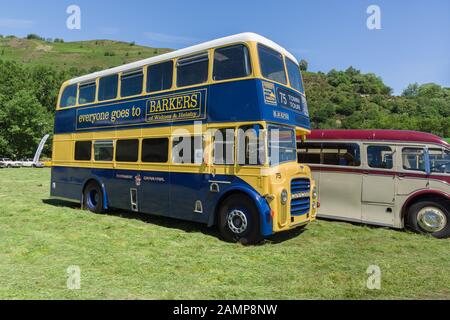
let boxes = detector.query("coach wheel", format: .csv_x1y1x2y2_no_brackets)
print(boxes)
218,194,262,245
7,165,11,168
407,200,450,239
83,182,105,214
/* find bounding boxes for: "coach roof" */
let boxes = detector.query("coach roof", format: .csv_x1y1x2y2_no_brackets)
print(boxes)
68,32,299,85
304,130,450,148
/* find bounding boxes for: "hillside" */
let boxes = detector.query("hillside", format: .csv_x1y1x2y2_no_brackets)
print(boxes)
0,34,449,158
0,36,171,70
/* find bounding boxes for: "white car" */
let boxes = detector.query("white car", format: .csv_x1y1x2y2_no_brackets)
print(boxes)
18,158,44,168
0,158,21,168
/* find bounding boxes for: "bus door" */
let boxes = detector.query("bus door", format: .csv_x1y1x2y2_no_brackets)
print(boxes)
169,135,212,223
139,138,171,216
361,144,396,226
396,145,430,196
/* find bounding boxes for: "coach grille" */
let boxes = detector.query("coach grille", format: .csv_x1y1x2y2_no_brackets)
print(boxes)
290,178,311,216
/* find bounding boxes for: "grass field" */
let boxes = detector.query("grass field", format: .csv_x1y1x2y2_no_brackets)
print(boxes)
0,169,449,300
0,37,170,70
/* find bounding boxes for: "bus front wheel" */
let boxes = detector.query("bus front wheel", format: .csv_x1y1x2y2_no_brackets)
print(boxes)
218,194,262,245
83,182,105,214
406,200,450,239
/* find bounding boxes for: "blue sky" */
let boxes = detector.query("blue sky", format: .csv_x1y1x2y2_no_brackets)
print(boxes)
0,0,449,94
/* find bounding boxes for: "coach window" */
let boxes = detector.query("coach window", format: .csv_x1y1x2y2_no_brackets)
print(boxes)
116,139,139,162
121,69,144,97
177,53,209,87
429,148,450,174
297,142,322,164
402,148,426,172
173,136,204,164
98,74,118,101
147,61,173,93
94,141,114,162
78,81,97,105
367,145,393,169
74,141,92,161
213,128,235,165
213,45,251,81
258,44,287,85
60,84,77,108
142,138,169,163
322,143,361,166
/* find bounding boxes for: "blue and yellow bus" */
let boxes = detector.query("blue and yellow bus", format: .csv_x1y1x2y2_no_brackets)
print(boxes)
51,33,318,244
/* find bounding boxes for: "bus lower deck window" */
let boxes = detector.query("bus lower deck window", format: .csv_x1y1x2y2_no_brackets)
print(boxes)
74,141,92,161
142,138,169,163
173,136,204,164
116,139,139,162
94,141,114,161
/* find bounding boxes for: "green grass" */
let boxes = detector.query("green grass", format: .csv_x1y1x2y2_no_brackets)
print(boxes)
0,169,449,300
0,37,171,70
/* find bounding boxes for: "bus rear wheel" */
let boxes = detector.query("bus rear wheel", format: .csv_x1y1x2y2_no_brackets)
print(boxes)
406,200,450,239
83,182,105,214
218,194,262,245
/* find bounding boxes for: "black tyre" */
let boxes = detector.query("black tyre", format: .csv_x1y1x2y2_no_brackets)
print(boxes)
218,194,262,245
406,200,450,239
83,182,105,214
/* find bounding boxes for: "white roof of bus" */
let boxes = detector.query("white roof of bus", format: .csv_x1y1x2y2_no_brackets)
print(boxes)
68,32,299,85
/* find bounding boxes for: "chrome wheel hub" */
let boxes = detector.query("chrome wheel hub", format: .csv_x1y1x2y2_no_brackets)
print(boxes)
417,207,447,233
227,210,248,234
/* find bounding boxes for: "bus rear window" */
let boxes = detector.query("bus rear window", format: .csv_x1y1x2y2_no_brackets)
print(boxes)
147,61,173,93
78,82,96,105
177,53,209,87
60,84,77,108
213,45,251,81
258,44,287,84
98,74,118,101
286,58,304,93
121,70,143,97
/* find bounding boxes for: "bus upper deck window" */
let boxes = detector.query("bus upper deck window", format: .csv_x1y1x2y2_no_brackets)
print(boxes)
78,81,96,105
121,69,144,97
258,44,287,85
60,84,77,108
213,45,251,81
98,74,118,101
285,58,304,93
177,53,209,87
147,61,173,93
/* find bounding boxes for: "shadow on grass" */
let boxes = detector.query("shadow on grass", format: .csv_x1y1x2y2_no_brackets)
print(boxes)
43,198,219,240
42,198,306,244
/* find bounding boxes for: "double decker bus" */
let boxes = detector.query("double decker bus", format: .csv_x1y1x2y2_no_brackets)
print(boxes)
51,33,318,244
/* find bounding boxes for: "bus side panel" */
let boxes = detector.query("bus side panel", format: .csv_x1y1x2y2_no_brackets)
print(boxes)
50,166,85,202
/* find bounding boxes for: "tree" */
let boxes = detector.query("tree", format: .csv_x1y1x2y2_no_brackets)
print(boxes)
0,90,52,157
299,59,308,71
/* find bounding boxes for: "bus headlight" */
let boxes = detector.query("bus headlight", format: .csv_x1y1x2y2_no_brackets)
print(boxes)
281,189,288,205
312,187,318,200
